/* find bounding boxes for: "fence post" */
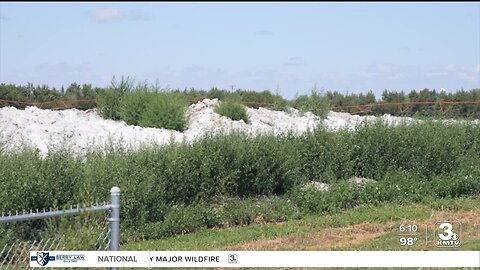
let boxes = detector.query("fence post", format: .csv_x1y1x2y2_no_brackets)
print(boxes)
109,186,121,251
109,186,120,270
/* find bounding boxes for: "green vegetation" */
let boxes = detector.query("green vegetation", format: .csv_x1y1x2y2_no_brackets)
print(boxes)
331,88,480,118
96,77,188,131
0,82,98,110
139,92,187,131
118,89,149,126
2,79,480,265
1,121,479,245
1,78,480,250
2,79,479,121
291,88,331,118
97,76,133,120
123,196,480,251
214,97,250,123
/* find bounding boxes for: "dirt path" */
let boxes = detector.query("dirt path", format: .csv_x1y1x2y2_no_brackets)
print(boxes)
229,208,480,251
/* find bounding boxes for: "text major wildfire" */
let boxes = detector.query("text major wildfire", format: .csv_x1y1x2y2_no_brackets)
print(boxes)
153,255,220,263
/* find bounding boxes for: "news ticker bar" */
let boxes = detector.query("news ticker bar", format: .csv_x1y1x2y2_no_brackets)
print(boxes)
30,251,480,268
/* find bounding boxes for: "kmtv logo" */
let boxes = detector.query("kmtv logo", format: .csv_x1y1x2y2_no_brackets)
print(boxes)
434,222,462,247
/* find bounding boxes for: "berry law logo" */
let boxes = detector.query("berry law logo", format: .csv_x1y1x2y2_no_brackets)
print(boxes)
434,221,462,247
31,252,55,266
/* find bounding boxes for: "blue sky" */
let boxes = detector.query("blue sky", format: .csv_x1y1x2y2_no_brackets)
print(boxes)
0,2,479,99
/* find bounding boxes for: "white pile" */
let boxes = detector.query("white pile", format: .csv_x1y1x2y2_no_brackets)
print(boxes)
0,98,319,157
0,98,476,157
322,111,417,131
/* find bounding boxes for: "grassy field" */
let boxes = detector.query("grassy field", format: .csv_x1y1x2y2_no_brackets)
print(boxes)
124,196,480,252
120,196,479,270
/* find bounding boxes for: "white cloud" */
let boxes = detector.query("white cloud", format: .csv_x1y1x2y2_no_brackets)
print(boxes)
89,8,152,23
426,65,480,82
92,8,125,23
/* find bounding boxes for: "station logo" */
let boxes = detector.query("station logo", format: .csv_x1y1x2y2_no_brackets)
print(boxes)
228,254,238,264
434,221,462,247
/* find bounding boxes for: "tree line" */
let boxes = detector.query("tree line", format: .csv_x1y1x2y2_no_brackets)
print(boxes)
1,80,479,118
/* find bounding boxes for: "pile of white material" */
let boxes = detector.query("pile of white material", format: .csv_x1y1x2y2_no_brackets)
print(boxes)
0,99,319,157
0,98,474,157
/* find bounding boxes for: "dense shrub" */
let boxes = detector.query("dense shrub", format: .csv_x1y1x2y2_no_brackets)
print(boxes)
217,196,301,226
214,98,250,123
144,204,220,239
291,89,331,118
103,81,188,131
118,91,149,126
236,89,289,111
351,120,469,179
96,77,133,120
206,87,228,100
295,127,355,183
1,121,480,241
291,183,361,215
138,92,187,131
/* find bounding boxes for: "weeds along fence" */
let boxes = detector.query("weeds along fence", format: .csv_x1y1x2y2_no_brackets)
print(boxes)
333,100,480,116
0,99,97,110
0,98,273,111
0,187,120,270
2,98,480,116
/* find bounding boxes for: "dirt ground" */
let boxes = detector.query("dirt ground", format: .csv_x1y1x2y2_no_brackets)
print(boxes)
229,208,480,251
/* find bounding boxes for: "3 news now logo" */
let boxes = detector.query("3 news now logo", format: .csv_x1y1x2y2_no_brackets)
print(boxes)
434,221,462,247
31,252,86,266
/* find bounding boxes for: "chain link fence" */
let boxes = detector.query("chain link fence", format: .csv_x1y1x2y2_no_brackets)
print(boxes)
0,187,120,270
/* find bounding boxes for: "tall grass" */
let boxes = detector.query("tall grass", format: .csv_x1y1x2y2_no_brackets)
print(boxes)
214,98,250,123
97,81,332,128
138,92,187,131
291,88,331,118
98,79,188,131
96,76,133,120
1,121,479,241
